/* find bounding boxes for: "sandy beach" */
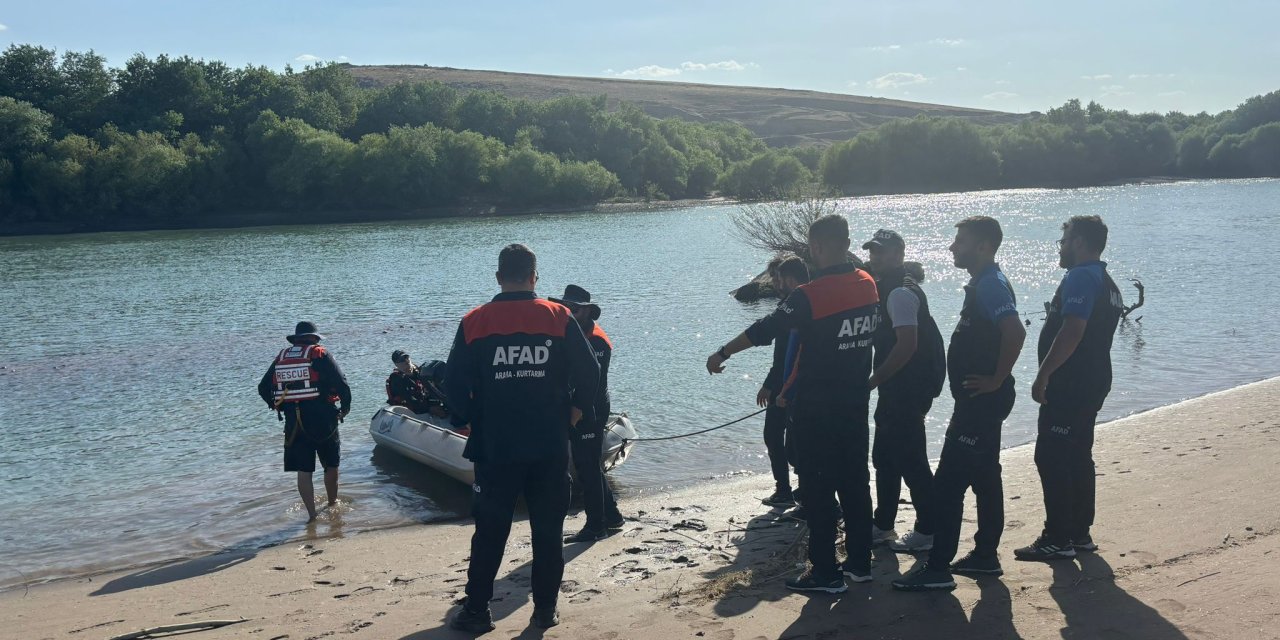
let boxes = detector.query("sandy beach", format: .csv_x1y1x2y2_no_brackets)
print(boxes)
4,377,1279,640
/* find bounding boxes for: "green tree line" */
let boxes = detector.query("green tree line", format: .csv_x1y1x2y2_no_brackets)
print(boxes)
821,94,1280,193
0,45,811,226
2,43,1279,230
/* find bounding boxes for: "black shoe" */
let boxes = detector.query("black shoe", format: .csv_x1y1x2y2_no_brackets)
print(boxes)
762,489,796,507
450,605,496,634
840,560,872,584
950,551,1004,576
1072,535,1098,553
785,569,847,594
1014,534,1077,562
605,513,626,530
531,607,560,629
891,561,956,591
563,527,607,544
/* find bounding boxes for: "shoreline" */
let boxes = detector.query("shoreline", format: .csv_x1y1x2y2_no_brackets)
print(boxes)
0,197,734,238
4,376,1279,638
0,176,1217,239
5,372,1276,595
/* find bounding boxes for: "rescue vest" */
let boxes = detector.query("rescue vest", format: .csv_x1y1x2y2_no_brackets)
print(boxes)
272,344,323,404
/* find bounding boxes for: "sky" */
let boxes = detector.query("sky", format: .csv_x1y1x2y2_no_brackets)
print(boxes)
3,0,1278,115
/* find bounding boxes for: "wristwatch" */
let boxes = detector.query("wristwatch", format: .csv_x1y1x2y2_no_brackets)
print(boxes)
717,346,731,360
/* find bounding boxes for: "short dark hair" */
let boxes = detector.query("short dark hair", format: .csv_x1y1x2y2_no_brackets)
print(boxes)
955,216,1003,252
497,244,537,283
777,256,810,284
1064,215,1108,253
809,214,850,249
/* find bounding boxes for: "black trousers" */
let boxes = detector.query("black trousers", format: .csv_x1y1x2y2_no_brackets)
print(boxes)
871,395,935,534
570,421,621,530
792,401,872,578
1035,404,1099,543
928,388,1015,568
763,404,793,493
465,455,570,609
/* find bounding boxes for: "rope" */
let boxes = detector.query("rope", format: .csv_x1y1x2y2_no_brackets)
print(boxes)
623,408,767,443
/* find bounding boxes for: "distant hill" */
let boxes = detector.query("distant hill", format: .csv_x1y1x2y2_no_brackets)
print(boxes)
343,65,1025,147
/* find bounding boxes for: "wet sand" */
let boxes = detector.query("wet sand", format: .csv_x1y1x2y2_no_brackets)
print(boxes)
4,377,1279,640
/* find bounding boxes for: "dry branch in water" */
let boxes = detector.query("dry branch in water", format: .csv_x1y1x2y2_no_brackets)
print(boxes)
728,193,845,260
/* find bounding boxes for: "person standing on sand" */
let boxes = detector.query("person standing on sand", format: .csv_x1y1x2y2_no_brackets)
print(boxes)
444,244,599,633
708,215,880,594
894,216,1025,592
257,321,351,522
1016,215,1124,561
862,229,948,554
552,284,627,544
756,255,810,508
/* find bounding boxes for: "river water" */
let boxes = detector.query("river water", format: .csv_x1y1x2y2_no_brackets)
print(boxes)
2,178,1278,589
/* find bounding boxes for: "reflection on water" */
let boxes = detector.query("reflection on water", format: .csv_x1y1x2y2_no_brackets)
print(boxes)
2,178,1279,587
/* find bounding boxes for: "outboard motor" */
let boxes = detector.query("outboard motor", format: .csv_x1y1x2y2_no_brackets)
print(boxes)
417,360,450,410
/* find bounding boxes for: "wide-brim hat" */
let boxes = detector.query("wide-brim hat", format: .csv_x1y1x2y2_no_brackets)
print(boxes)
286,321,324,343
549,284,601,320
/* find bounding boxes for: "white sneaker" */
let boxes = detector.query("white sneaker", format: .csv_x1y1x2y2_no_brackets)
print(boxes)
889,530,934,553
871,525,898,545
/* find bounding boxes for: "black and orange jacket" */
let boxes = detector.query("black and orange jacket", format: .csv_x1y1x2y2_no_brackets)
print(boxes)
745,263,880,407
445,291,600,463
578,319,613,423
386,368,435,414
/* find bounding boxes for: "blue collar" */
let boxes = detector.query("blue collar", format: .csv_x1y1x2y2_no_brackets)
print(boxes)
969,262,1002,285
1071,260,1107,270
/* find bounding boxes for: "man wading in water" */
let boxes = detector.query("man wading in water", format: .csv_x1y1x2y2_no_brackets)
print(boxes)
708,215,880,593
258,321,352,522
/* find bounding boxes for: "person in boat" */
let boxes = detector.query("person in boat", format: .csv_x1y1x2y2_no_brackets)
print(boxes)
1015,215,1123,562
707,215,880,594
444,244,599,633
551,285,626,544
257,321,352,522
386,350,448,418
757,255,809,508
894,216,1025,592
863,229,948,554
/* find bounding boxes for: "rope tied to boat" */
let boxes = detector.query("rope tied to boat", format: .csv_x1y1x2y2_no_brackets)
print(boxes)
621,408,767,443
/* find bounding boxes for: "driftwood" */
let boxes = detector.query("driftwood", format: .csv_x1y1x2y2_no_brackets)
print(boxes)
1122,279,1145,319
106,619,245,640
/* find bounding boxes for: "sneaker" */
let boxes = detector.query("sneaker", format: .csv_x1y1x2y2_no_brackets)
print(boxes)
871,525,899,545
950,551,1004,576
891,561,956,592
450,604,496,634
1072,535,1098,553
762,489,797,507
840,560,873,583
563,527,607,544
785,569,847,594
531,607,560,629
1014,535,1077,561
888,530,934,553
605,514,626,530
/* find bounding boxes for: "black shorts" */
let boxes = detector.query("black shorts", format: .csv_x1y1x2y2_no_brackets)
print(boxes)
284,432,341,472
